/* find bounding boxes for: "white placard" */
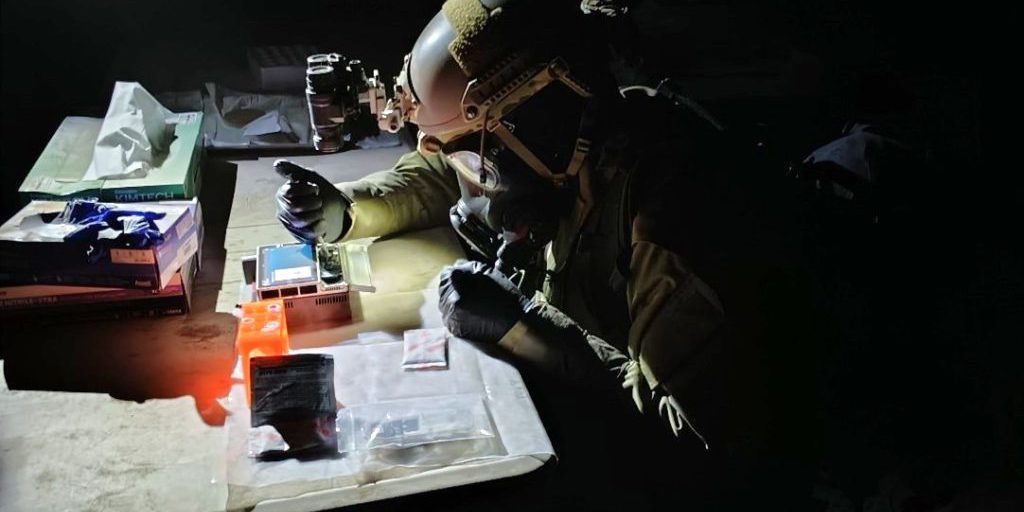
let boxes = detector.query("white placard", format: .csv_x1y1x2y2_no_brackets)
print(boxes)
272,266,312,282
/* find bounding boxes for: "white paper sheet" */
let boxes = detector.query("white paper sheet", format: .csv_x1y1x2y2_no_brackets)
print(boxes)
224,337,553,510
201,83,311,149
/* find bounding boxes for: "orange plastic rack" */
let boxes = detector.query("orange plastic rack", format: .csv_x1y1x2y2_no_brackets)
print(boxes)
236,299,290,406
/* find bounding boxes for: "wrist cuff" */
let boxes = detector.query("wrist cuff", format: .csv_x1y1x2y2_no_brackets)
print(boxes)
497,320,552,365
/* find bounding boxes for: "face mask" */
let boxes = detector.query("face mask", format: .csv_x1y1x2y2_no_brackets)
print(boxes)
446,144,570,274
447,150,503,261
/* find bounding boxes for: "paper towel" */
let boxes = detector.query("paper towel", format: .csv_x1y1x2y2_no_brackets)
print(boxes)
84,82,176,180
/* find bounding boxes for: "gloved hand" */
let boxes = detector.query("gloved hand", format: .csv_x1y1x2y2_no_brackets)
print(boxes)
438,260,531,344
274,160,351,243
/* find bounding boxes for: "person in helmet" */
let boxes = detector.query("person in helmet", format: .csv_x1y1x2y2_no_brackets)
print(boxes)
276,0,815,493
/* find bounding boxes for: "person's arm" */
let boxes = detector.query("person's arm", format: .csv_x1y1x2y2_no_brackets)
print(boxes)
438,259,718,446
623,239,725,448
496,299,631,382
438,261,628,379
337,151,460,241
275,151,459,243
494,241,724,447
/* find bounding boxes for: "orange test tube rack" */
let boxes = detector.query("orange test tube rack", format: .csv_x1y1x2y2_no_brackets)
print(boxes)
236,299,290,406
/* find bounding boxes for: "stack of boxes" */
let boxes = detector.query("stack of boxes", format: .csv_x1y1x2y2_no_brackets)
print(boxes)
0,110,205,322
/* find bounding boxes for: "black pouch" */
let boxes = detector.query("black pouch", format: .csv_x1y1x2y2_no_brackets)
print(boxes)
250,354,338,460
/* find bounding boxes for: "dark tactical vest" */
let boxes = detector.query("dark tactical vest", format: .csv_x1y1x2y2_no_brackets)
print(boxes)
545,132,639,351
544,90,731,354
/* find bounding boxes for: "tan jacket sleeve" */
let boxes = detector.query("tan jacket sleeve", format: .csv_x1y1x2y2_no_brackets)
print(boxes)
335,151,460,241
496,301,631,382
627,240,725,392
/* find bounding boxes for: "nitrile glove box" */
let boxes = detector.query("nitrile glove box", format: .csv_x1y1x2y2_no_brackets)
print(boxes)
17,112,203,204
0,253,199,320
0,199,199,290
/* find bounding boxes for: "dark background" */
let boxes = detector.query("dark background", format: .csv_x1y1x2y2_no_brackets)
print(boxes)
2,0,1006,217
2,0,1020,510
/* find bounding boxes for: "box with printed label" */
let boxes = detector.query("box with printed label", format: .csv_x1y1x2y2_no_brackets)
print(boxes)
0,253,198,320
17,112,204,204
0,199,199,290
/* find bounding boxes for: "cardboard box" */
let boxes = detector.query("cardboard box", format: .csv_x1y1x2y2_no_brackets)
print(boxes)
18,112,204,204
0,199,199,290
248,45,319,92
0,253,198,320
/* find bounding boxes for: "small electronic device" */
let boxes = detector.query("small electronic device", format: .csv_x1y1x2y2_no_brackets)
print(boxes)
250,242,374,329
257,243,323,298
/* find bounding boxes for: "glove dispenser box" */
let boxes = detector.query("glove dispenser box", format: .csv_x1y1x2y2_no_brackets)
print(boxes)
0,199,199,290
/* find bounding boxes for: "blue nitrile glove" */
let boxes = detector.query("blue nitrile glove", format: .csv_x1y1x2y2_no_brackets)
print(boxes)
274,160,351,243
61,200,165,247
116,215,165,247
56,199,110,225
438,260,531,344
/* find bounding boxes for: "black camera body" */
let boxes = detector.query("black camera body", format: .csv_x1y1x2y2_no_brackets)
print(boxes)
305,53,388,153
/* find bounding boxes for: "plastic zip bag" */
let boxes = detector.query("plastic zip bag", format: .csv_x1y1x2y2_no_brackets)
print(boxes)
337,394,494,452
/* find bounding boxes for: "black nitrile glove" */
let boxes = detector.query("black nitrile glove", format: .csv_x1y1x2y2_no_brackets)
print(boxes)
440,262,624,385
274,160,351,243
438,260,531,344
